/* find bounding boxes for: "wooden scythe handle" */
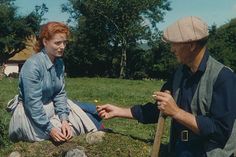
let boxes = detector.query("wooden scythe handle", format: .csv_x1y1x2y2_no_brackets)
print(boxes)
151,111,165,157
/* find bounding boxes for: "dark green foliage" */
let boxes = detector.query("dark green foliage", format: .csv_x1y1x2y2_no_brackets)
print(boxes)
147,36,178,79
208,18,236,71
63,0,171,78
0,0,47,65
64,16,236,79
62,0,236,79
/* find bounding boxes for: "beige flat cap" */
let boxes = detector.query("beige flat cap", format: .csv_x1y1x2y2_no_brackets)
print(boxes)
163,16,209,43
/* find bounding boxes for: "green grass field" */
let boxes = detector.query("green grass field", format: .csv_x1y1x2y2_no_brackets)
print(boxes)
0,77,170,157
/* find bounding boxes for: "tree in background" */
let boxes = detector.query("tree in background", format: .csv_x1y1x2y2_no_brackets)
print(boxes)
208,18,236,71
62,0,236,79
0,0,48,65
147,34,178,79
62,0,171,78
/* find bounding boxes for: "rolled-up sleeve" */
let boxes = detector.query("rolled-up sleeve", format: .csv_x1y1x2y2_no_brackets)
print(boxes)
131,102,159,124
20,60,53,134
196,68,236,144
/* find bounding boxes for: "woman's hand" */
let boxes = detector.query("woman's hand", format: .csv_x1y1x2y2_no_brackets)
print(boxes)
61,120,72,140
49,121,72,142
49,127,67,142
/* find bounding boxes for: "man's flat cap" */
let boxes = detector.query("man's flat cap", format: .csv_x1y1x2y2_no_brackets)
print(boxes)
163,16,209,43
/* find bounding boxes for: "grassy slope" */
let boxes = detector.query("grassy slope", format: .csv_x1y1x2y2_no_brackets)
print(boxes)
0,77,170,157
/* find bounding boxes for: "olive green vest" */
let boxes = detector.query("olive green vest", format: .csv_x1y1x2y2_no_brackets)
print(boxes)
171,56,236,157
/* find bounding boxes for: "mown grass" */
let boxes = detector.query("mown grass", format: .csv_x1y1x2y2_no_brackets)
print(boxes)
0,77,170,157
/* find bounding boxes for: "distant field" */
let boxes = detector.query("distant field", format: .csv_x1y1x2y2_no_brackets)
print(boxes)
0,77,170,157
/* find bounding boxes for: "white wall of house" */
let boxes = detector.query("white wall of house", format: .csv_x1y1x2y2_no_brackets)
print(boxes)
3,63,19,76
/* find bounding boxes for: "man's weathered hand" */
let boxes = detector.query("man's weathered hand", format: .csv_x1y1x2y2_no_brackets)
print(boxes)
153,91,180,118
97,104,120,119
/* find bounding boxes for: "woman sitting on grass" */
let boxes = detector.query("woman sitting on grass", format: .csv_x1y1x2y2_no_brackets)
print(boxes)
7,21,103,142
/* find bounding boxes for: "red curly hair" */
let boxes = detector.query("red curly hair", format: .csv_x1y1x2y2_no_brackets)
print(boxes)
34,21,70,52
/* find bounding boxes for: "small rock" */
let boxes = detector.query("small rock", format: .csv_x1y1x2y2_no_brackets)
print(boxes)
8,151,21,157
64,147,87,157
86,131,105,144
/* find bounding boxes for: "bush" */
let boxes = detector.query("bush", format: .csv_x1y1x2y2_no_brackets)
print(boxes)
8,72,19,78
132,71,148,80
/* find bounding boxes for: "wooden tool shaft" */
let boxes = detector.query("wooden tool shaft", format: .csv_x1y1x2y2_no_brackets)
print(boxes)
151,112,165,157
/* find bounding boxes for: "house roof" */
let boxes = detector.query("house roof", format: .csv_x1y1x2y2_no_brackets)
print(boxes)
8,36,36,62
8,48,35,62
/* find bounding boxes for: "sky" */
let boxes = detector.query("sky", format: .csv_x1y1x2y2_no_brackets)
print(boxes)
14,0,70,23
14,0,236,31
